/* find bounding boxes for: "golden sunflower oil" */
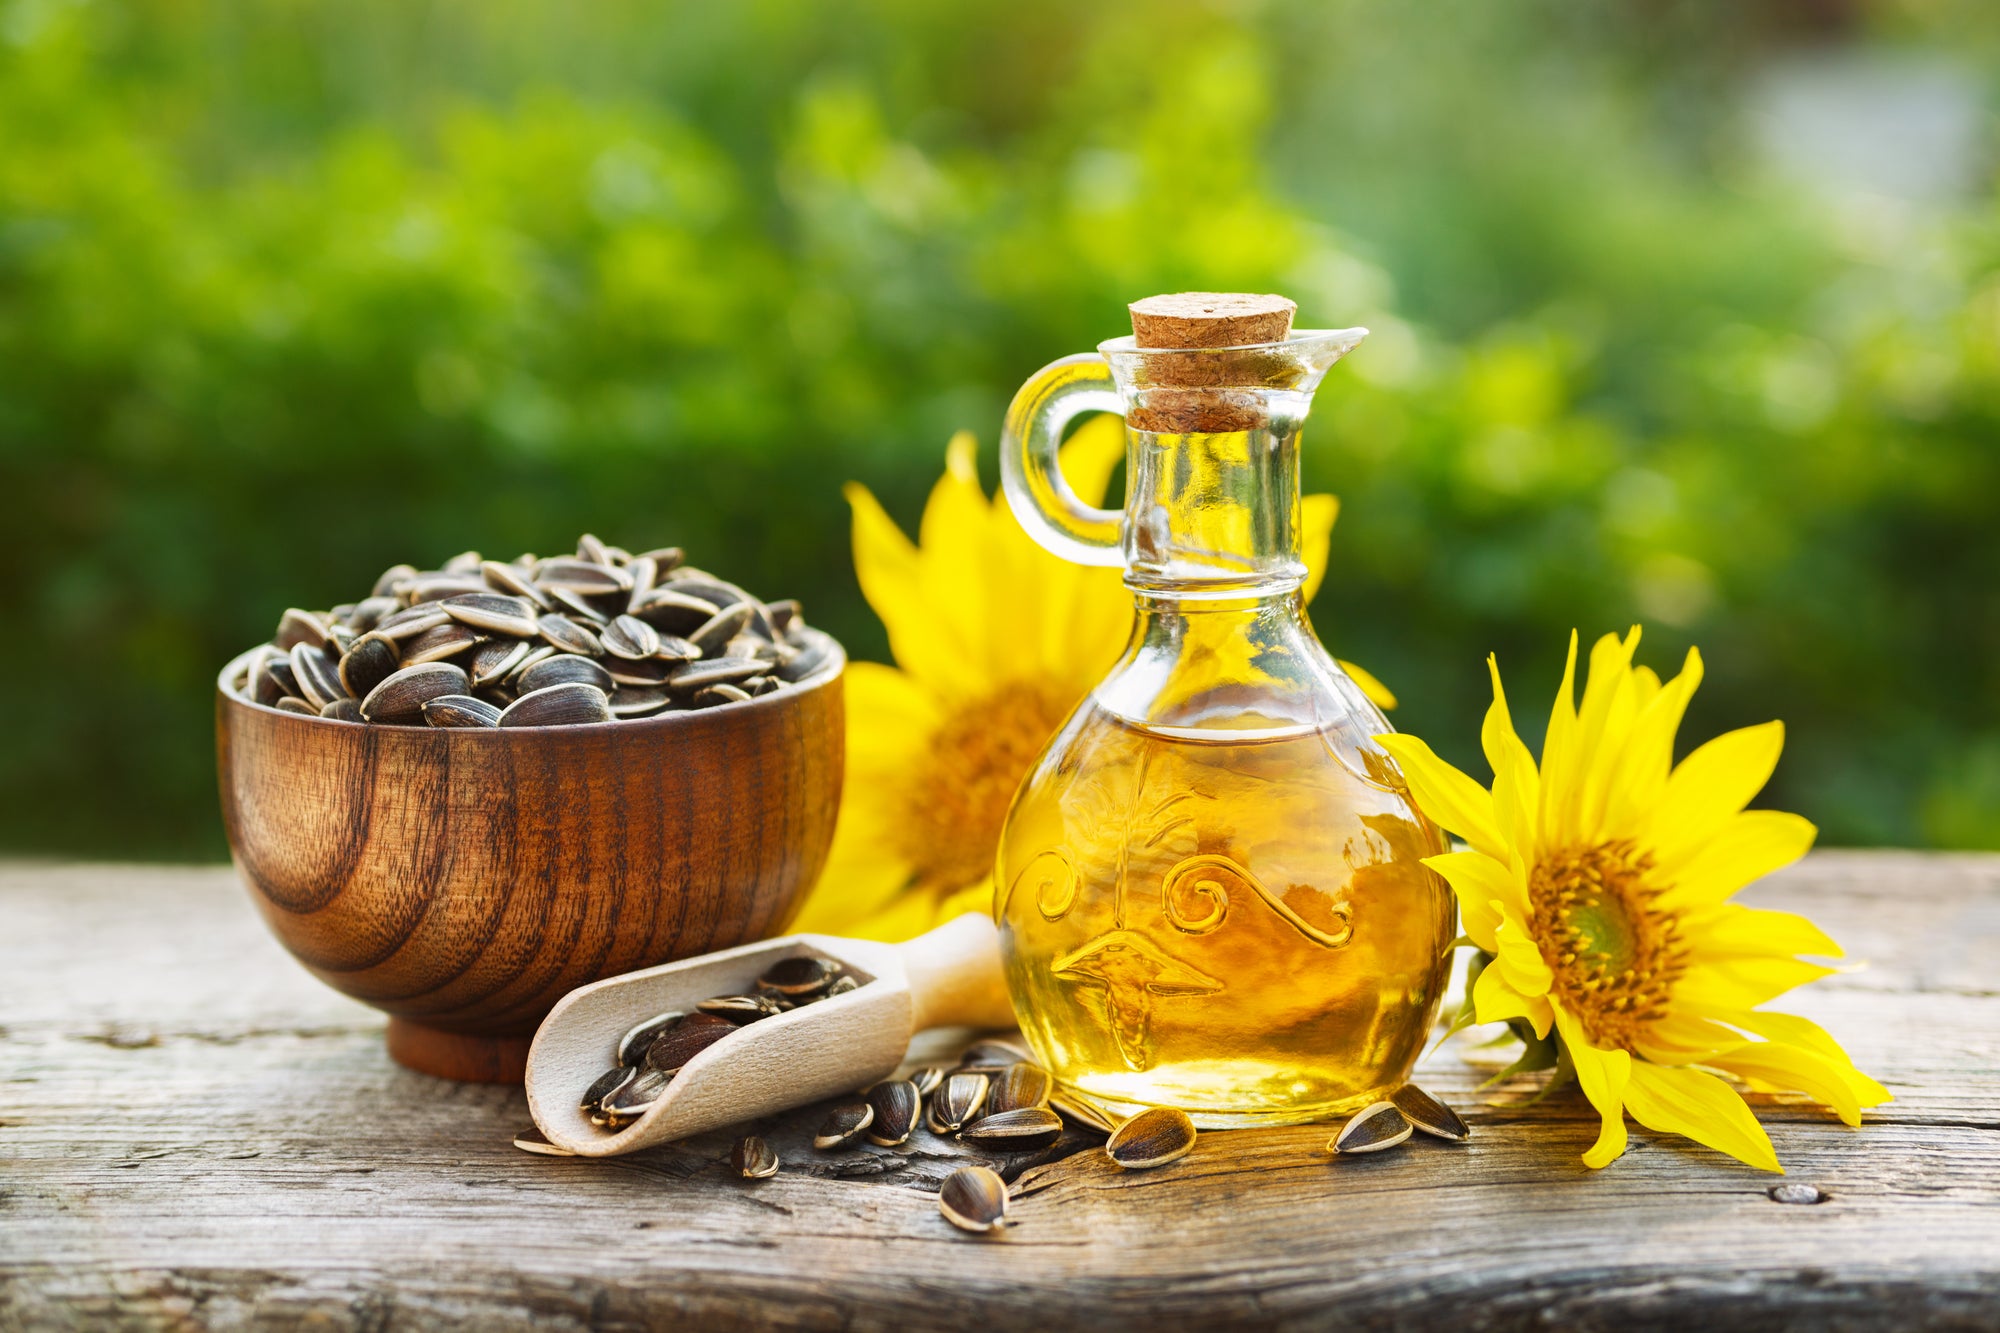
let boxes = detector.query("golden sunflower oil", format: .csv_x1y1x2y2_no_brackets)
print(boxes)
996,701,1454,1127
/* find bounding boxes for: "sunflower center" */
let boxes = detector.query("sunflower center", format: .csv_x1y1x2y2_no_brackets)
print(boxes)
899,680,1076,894
1527,839,1688,1052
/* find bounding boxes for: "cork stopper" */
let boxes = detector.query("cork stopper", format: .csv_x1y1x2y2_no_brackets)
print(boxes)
1124,292,1297,433
1128,292,1296,349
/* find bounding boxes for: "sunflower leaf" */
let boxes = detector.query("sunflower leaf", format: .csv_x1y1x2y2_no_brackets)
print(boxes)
1482,1023,1560,1087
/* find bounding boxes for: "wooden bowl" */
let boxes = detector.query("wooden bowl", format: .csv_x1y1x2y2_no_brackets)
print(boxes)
214,635,844,1083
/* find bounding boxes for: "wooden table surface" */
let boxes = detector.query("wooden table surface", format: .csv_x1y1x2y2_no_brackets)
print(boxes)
2,851,1996,1331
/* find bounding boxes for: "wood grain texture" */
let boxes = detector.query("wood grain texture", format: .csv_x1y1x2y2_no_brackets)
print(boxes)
2,851,1996,1331
213,637,844,1080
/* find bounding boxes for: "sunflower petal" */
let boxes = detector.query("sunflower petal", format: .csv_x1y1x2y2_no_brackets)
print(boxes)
1555,1006,1632,1168
1623,1061,1782,1172
1723,1011,1892,1106
1338,658,1397,711
1633,1013,1746,1064
1681,905,1843,960
1570,627,1642,844
1492,907,1554,995
1374,734,1508,859
1648,720,1787,865
1300,492,1341,604
1658,810,1818,909
1673,954,1838,1012
1703,1041,1872,1126
845,480,980,698
1539,631,1581,847
1601,647,1703,841
1058,411,1129,510
1482,654,1541,870
1474,953,1554,1037
1422,851,1524,948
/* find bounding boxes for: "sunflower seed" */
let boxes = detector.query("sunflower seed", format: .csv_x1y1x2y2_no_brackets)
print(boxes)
666,574,747,608
442,550,483,574
630,589,719,635
732,1135,779,1179
692,684,752,708
1330,1101,1413,1156
498,682,613,727
468,637,532,689
602,615,661,660
615,1012,686,1067
643,1012,738,1075
1769,1182,1828,1205
576,533,612,566
372,563,418,598
956,1038,1032,1075
988,1063,1053,1114
766,599,801,634
1106,1107,1197,1169
962,1106,1064,1152
777,636,833,682
533,614,600,656
503,644,556,685
1391,1084,1470,1142
405,574,489,604
669,656,765,692
264,652,300,701
938,1166,1008,1233
401,622,484,665
375,605,451,641
275,608,328,651
481,559,551,609
518,654,616,695
812,1098,874,1150
1049,1091,1116,1134
348,596,400,630
689,602,756,656
421,694,502,728
927,1073,989,1135
290,642,348,710
758,955,841,998
910,1066,948,1098
637,546,685,572
865,1080,922,1146
275,696,317,715
653,634,701,663
319,697,364,722
337,633,401,698
824,974,860,998
580,1065,636,1117
609,687,674,719
443,592,540,638
695,995,785,1025
606,656,674,687
603,1067,671,1119
537,557,631,594
542,586,610,625
512,1126,576,1157
360,662,472,723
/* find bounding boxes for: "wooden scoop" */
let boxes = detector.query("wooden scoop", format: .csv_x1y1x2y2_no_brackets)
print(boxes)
524,913,1015,1156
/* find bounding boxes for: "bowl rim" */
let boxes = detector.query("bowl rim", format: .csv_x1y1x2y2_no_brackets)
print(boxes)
217,628,846,734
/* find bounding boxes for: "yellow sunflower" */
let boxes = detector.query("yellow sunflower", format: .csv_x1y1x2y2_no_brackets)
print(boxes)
792,420,1395,941
1377,628,1888,1172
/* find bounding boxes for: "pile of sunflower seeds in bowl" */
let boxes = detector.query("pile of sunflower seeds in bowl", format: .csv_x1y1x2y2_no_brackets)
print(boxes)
229,536,837,727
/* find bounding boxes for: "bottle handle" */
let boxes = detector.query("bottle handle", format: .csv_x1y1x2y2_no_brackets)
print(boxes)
999,353,1126,567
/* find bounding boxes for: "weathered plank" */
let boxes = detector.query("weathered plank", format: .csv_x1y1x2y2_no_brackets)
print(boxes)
1,852,1996,1331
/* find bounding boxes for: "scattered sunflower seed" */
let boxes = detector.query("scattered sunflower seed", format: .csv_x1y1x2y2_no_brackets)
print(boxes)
1049,1091,1116,1134
813,1098,875,1150
1330,1101,1413,1156
732,1135,780,1179
512,1126,576,1157
1106,1107,1197,1170
955,1038,1032,1074
938,1166,1009,1233
1391,1084,1470,1142
988,1063,1053,1115
910,1066,948,1098
962,1107,1064,1152
865,1080,922,1147
927,1073,990,1135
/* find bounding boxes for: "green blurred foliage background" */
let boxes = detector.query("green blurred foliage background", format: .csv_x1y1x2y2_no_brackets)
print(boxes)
2,0,1996,857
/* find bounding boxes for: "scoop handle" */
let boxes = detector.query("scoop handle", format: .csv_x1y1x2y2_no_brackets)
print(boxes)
895,913,1016,1032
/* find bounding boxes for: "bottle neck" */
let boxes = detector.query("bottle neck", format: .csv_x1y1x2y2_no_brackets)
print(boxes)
1121,422,1308,598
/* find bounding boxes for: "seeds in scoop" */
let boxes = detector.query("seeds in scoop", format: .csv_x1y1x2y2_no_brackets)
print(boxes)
824,975,860,998
580,1066,636,1118
643,1012,738,1075
421,694,502,728
603,1067,671,1120
988,1063,1052,1114
537,614,603,657
1106,1107,1197,1170
602,615,661,660
468,637,531,689
512,1126,576,1157
290,642,347,710
732,1135,779,1179
339,633,401,698
1391,1084,1470,1142
275,696,317,715
962,1107,1064,1152
481,559,550,609
758,955,841,998
910,1066,948,1097
938,1166,1008,1234
402,622,484,665
319,697,364,722
865,1080,921,1147
689,602,756,656
498,682,613,727
813,1098,875,1150
696,995,784,1025
614,1011,685,1067
927,1073,989,1135
518,653,616,695
443,592,540,638
275,608,328,651
360,662,471,723
1330,1101,1413,1156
